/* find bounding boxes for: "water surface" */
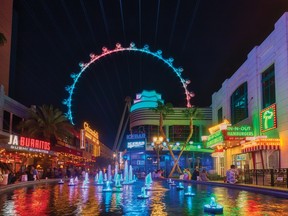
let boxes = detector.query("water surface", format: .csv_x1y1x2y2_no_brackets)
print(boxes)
0,180,288,216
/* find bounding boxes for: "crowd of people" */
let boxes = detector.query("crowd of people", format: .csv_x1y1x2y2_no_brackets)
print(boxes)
179,167,210,181
1,162,241,186
0,163,97,186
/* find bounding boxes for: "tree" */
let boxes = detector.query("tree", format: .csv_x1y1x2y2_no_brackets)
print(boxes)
151,101,182,174
18,105,74,146
0,33,7,46
168,107,199,177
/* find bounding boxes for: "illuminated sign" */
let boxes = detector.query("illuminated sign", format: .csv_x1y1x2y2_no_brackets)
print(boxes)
206,130,224,148
260,104,277,132
80,129,85,149
127,141,145,149
236,154,246,161
7,134,51,153
83,122,99,143
225,125,254,139
208,119,230,134
126,134,146,140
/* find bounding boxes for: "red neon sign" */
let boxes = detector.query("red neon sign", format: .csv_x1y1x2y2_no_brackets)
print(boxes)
19,136,51,151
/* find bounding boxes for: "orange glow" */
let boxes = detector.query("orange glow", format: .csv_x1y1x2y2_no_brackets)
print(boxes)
209,119,230,134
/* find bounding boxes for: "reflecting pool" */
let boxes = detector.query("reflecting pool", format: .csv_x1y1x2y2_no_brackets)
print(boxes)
1,180,288,216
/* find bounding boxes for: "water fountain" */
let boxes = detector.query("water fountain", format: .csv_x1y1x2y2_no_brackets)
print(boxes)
81,179,89,188
203,197,223,214
144,173,153,190
104,173,108,182
84,172,89,183
114,164,119,182
167,178,175,186
122,160,129,184
58,179,64,184
95,171,104,185
122,161,134,185
68,178,76,186
74,176,79,184
95,173,99,182
176,182,184,190
128,165,133,182
102,180,113,192
120,173,123,182
112,174,123,193
184,185,195,196
133,174,137,182
108,165,112,181
114,174,122,188
137,187,149,199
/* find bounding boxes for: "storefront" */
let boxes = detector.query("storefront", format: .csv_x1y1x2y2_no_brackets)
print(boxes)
205,120,254,176
241,138,280,169
126,133,146,175
52,145,84,168
0,134,56,176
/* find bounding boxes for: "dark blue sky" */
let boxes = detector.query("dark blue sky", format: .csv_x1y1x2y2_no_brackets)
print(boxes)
11,0,288,148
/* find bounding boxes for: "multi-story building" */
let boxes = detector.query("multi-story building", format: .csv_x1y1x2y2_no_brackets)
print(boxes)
208,12,288,176
126,90,213,176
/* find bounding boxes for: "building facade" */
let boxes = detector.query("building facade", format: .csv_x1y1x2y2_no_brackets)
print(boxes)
209,12,288,176
0,84,112,177
126,90,213,177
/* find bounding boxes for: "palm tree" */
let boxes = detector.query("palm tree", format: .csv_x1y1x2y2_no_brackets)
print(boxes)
0,33,7,46
18,105,74,146
168,107,199,177
151,101,182,174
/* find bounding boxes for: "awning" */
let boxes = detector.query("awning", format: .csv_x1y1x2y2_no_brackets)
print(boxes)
241,138,280,153
52,145,83,157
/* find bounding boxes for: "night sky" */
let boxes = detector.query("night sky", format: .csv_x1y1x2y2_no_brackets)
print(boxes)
10,0,288,148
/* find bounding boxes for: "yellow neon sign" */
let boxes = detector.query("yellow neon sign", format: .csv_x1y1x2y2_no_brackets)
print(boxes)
208,119,230,134
83,122,99,144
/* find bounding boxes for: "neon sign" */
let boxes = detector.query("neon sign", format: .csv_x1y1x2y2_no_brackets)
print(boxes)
226,125,254,137
208,119,230,134
260,104,277,132
206,130,224,148
83,122,99,143
8,134,51,151
127,141,145,149
126,134,146,140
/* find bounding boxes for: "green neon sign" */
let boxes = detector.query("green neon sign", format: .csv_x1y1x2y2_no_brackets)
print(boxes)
260,104,277,132
207,130,224,148
226,125,254,137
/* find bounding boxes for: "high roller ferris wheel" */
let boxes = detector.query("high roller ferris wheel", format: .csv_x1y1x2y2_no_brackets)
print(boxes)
63,42,194,125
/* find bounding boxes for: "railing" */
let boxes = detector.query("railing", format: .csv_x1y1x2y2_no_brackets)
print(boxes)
243,168,288,188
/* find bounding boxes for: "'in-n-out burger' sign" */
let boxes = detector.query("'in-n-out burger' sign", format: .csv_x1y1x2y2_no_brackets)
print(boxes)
8,134,51,151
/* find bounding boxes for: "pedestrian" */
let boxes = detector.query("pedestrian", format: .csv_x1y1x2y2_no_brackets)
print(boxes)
33,166,39,181
192,168,200,180
199,169,209,181
226,165,238,184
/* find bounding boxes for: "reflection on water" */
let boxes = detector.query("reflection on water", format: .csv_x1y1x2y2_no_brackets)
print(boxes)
1,180,288,216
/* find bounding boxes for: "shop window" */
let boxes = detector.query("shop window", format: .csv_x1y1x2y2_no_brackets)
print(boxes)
217,107,223,124
230,82,248,124
262,64,275,109
169,125,200,142
146,125,159,143
3,111,10,132
12,115,23,134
